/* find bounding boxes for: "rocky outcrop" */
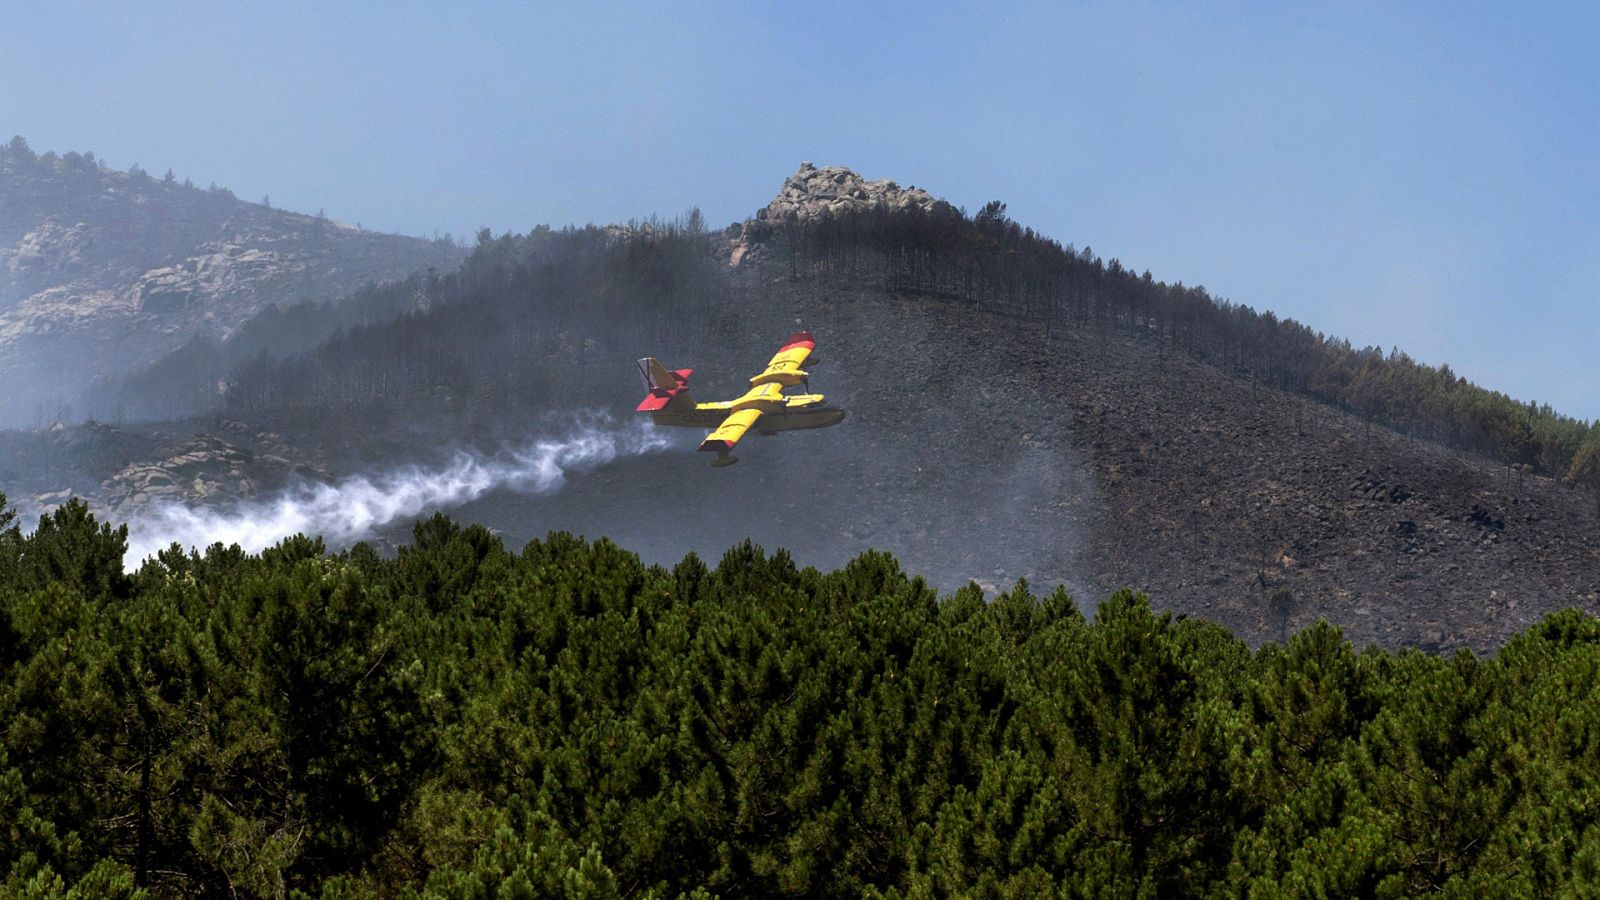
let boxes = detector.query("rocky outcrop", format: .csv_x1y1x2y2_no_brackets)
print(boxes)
727,162,960,267
9,418,328,523
4,220,90,278
97,420,323,518
760,162,956,223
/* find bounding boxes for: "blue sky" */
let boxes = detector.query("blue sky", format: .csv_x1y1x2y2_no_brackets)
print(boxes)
5,1,1597,419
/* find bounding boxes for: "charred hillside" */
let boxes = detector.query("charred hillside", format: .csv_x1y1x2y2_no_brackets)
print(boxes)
0,137,464,426
8,164,1599,649
417,276,1598,650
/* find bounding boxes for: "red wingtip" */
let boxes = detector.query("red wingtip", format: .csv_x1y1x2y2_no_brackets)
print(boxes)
699,439,733,452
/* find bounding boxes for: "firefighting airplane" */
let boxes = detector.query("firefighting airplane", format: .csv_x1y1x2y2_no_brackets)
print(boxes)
636,331,846,466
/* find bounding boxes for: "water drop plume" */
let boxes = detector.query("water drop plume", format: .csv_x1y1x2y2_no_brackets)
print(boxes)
124,415,670,563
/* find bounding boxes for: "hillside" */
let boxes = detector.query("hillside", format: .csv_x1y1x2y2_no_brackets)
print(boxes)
0,137,464,426
2,163,1596,650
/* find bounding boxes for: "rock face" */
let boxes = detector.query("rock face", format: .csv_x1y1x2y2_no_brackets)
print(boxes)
0,139,465,426
728,162,960,266
3,417,327,526
98,420,324,519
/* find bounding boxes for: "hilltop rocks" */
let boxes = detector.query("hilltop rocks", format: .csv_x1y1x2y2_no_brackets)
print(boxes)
728,162,959,267
760,162,957,223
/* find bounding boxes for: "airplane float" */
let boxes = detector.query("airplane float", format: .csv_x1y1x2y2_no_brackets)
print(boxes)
636,331,846,466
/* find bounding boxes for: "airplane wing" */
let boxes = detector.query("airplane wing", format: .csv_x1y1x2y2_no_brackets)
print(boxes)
699,408,764,455
749,331,816,386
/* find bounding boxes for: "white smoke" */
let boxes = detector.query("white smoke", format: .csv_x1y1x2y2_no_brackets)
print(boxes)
124,416,671,563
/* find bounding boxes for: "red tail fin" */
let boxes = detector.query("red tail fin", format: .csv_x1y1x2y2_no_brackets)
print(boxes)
636,357,694,411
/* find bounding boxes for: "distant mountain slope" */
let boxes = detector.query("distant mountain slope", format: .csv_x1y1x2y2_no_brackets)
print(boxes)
0,137,464,426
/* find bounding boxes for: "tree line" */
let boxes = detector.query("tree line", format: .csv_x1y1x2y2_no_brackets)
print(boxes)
5,493,1600,896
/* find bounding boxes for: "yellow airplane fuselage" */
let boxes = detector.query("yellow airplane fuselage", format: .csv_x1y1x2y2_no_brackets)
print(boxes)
650,393,846,434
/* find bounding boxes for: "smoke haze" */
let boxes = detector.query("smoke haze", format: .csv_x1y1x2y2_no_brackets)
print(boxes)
123,416,671,563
